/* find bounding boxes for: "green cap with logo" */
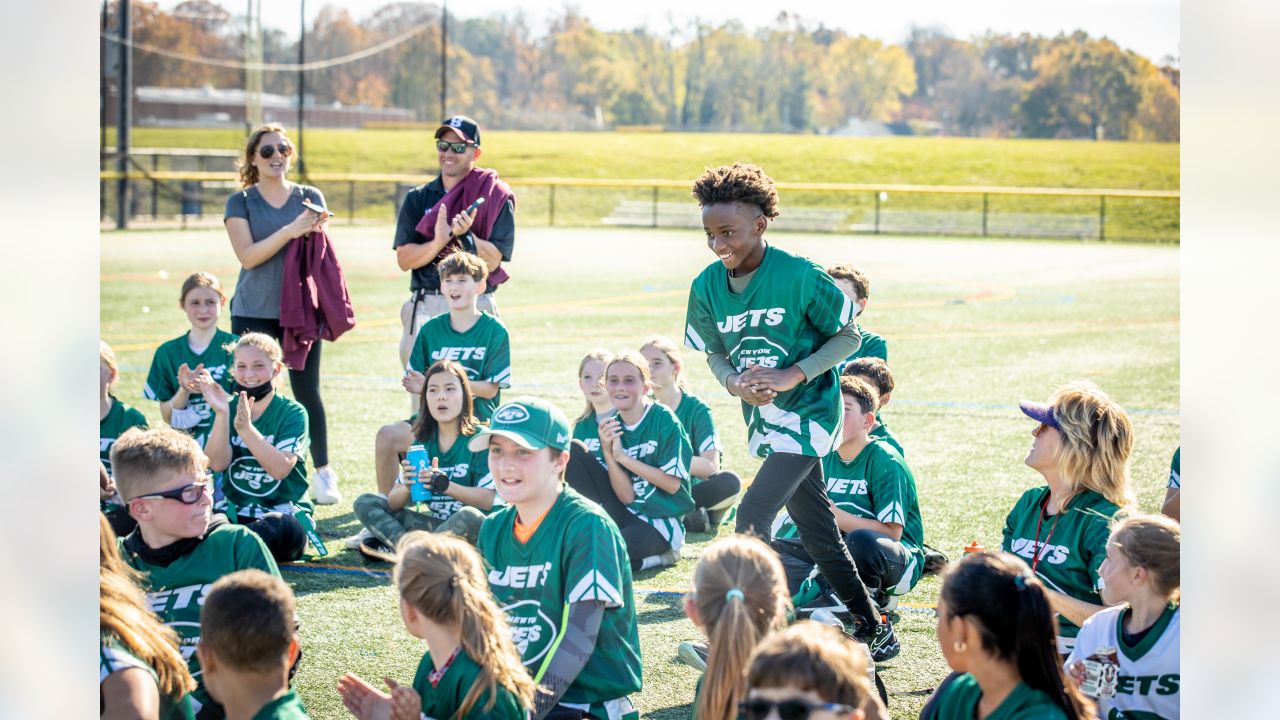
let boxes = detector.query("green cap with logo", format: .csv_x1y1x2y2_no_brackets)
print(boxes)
468,396,571,453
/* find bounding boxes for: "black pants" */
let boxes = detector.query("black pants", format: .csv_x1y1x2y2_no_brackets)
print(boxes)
691,471,740,511
735,452,879,625
243,512,308,564
565,441,671,570
773,530,910,605
231,315,329,467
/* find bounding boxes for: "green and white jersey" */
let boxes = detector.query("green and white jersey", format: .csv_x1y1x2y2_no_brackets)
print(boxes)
100,634,196,720
1002,486,1121,652
925,674,1068,720
671,391,722,461
870,416,904,456
573,413,610,468
410,432,496,520
220,394,312,520
773,439,925,595
685,245,854,458
250,689,310,720
1168,447,1180,489
836,326,889,374
411,649,527,720
143,330,238,447
616,402,695,549
409,312,512,422
1066,603,1180,720
120,524,280,708
478,487,642,706
101,396,150,511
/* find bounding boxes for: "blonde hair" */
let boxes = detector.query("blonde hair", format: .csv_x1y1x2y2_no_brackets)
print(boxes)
692,535,791,720
100,340,119,384
607,351,651,387
237,123,290,188
640,336,689,392
575,349,614,423
746,622,871,709
100,515,197,701
1111,514,1181,601
111,427,205,501
179,271,226,305
229,333,285,390
438,251,490,284
395,532,537,717
1051,380,1135,508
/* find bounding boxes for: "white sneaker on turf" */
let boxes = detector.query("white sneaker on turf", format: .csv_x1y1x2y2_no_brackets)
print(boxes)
344,527,373,550
312,466,342,505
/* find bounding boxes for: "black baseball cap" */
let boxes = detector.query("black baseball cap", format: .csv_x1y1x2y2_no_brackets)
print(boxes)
435,115,480,146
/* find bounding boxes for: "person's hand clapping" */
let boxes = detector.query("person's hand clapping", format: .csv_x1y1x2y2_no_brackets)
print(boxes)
451,205,477,237
197,375,230,414
434,202,451,240
233,391,256,434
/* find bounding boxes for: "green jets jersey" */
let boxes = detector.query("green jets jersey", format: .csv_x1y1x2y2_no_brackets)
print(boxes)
100,634,196,720
409,312,512,422
221,394,312,520
1066,603,1180,720
869,417,904,456
685,245,854,458
478,487,641,706
143,330,238,447
573,414,609,467
411,432,495,520
1168,447,1180,489
925,674,1068,720
101,396,150,476
773,439,924,594
616,402,695,549
1002,486,1120,651
250,689,310,720
411,649,527,720
120,524,280,708
672,391,722,459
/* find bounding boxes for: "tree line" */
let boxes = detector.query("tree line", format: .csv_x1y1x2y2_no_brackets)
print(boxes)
107,1,1180,141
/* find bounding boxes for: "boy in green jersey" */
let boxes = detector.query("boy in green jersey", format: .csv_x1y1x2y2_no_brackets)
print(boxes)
474,397,642,720
827,263,888,373
198,570,309,720
841,357,903,456
113,427,282,719
683,163,898,662
102,341,150,536
772,377,925,610
405,252,512,422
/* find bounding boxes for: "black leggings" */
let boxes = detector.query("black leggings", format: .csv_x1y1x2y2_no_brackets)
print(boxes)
565,441,671,570
735,452,879,625
231,315,329,467
692,471,741,511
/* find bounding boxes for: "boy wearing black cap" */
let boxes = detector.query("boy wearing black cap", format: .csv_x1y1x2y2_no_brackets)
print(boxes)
394,114,517,368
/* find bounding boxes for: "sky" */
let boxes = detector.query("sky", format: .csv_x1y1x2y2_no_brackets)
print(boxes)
164,0,1180,63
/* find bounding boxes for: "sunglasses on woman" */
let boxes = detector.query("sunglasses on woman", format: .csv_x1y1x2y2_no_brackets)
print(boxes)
133,479,211,505
436,140,476,154
738,698,855,720
258,142,293,159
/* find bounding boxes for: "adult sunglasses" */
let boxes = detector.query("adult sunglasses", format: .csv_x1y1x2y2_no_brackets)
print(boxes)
738,698,856,720
134,480,211,505
436,140,476,154
258,142,293,159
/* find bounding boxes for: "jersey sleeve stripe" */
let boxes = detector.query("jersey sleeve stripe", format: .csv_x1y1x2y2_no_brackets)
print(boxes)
568,569,624,606
877,502,905,526
685,325,706,352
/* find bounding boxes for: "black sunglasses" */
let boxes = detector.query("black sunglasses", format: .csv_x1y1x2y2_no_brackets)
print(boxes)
436,140,476,154
739,698,855,720
258,142,293,159
134,480,211,505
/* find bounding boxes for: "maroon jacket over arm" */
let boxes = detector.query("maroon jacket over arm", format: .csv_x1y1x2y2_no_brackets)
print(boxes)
279,229,356,370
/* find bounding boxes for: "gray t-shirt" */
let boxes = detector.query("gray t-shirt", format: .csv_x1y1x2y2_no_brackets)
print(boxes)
223,183,325,319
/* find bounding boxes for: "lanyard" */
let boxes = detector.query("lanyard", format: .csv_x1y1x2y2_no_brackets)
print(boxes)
428,645,462,688
1030,494,1063,575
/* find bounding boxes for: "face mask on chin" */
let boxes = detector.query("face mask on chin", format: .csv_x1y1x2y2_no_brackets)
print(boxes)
232,376,276,402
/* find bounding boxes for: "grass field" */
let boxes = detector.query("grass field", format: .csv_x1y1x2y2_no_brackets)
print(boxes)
101,225,1179,719
104,129,1180,240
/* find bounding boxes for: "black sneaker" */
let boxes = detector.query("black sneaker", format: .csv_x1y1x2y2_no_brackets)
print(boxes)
683,507,710,533
358,535,397,563
922,543,949,575
854,613,901,663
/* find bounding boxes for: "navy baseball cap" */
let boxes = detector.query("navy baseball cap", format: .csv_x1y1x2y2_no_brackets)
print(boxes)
435,115,480,145
1019,401,1060,430
468,397,571,453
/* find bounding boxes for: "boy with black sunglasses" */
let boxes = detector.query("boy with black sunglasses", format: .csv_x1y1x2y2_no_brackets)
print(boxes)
743,622,883,720
112,427,280,720
393,114,517,369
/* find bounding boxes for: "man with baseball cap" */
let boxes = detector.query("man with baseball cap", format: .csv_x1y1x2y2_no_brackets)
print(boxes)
393,114,517,367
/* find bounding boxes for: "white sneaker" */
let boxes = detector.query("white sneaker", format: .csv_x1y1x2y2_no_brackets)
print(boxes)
344,527,373,550
312,466,342,505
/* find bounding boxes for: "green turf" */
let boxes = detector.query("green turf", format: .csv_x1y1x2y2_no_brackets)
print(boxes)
103,129,1179,240
101,226,1178,719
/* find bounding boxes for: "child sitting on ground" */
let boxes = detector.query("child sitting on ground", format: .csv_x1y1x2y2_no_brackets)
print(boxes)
102,340,150,537
197,570,308,719
743,622,884,720
827,264,887,371
841,357,903,456
113,427,280,718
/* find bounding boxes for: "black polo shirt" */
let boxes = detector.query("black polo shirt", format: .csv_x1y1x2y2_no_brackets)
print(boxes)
392,175,516,293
